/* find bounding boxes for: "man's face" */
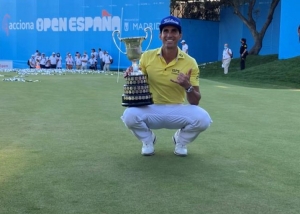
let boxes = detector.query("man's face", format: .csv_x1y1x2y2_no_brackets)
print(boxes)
159,26,181,49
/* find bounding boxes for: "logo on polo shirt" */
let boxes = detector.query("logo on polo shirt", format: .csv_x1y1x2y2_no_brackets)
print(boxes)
171,69,180,74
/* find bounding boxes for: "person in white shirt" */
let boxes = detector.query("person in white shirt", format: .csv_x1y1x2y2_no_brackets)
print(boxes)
81,52,88,70
66,54,73,70
222,43,232,74
89,54,97,70
75,53,82,70
45,57,51,69
98,48,104,71
35,52,41,63
181,40,188,54
91,49,98,70
29,55,36,69
34,50,39,57
56,53,62,69
40,53,46,69
103,51,112,72
49,52,57,68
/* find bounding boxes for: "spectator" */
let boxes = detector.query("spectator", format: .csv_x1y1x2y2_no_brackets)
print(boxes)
40,53,46,69
89,54,96,70
56,53,62,69
34,50,40,57
222,43,232,74
240,38,248,70
81,52,88,70
91,49,98,70
29,55,36,69
98,48,104,71
35,52,41,62
35,59,41,69
45,57,51,69
49,52,57,69
75,53,82,70
181,40,188,54
103,51,112,72
66,54,73,70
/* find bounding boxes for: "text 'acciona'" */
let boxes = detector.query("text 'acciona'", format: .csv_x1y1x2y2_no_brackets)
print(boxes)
8,16,121,32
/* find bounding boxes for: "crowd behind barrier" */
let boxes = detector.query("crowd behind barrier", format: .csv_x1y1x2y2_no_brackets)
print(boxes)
28,48,114,72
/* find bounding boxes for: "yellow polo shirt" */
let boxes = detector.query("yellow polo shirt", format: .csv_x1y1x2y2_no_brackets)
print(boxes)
139,47,199,104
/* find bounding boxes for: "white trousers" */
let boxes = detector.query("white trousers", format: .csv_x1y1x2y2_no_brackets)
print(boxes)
223,58,231,74
104,63,110,72
121,104,212,145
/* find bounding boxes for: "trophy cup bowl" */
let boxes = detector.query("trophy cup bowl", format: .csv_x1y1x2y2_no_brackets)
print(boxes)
112,27,154,107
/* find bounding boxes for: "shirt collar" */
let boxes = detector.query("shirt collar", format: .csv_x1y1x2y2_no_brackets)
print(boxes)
156,47,185,60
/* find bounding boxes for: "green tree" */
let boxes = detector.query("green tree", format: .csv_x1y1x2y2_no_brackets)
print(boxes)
170,0,221,21
170,0,281,55
220,0,280,55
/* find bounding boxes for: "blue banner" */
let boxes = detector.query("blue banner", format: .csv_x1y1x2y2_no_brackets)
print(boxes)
0,0,169,69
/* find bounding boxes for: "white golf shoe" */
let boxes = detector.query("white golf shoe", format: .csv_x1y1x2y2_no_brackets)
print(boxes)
141,132,156,156
172,130,187,156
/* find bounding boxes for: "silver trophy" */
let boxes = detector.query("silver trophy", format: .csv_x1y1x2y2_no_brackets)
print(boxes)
112,27,153,107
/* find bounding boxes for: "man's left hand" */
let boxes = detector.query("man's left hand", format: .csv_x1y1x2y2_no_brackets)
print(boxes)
170,69,192,89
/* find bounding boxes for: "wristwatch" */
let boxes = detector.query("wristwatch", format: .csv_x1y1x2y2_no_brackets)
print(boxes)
186,85,194,93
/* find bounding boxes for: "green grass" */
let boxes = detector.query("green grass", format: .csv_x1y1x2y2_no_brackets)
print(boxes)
200,54,300,89
0,59,300,214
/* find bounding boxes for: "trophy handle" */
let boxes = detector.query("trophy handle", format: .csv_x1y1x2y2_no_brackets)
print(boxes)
143,27,153,52
112,30,126,55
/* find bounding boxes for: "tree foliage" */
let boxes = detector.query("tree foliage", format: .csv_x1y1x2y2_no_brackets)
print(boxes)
170,0,221,21
219,0,280,54
170,0,281,55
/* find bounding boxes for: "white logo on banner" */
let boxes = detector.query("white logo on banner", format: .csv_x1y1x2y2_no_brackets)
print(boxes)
7,20,34,30
4,15,121,32
132,22,160,30
36,16,121,32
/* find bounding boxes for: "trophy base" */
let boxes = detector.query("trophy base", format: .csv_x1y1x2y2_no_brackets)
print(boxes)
122,74,153,107
122,94,153,107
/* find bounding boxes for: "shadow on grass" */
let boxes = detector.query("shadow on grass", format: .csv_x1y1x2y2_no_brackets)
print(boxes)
119,150,223,179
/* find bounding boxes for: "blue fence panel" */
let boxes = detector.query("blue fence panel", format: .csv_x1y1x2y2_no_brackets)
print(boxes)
180,19,219,64
279,0,300,59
